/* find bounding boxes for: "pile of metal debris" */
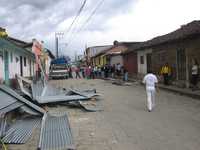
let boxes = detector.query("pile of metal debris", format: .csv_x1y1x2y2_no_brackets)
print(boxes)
17,75,101,111
0,75,101,150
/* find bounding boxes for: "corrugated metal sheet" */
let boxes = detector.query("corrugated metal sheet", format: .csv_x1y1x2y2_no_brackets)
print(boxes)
16,75,32,98
0,101,23,116
69,89,99,98
0,115,7,138
2,117,41,144
36,95,88,104
41,84,65,97
31,81,44,99
0,85,46,115
19,105,41,116
38,113,75,150
31,82,66,99
0,90,17,110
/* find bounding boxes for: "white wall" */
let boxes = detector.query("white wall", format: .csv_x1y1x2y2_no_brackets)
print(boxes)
110,55,123,66
45,56,52,75
6,50,35,79
9,52,20,78
0,55,4,80
137,49,152,74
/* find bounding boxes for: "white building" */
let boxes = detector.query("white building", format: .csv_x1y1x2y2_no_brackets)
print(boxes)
0,37,35,85
137,49,152,75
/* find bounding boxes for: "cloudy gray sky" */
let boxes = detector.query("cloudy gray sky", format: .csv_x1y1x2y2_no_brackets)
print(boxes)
1,0,200,58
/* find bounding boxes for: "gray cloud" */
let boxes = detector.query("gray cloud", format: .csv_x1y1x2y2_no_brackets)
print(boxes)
0,0,135,57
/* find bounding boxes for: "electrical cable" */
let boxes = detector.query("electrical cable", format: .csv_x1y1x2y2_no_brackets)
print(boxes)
66,0,105,47
65,0,87,35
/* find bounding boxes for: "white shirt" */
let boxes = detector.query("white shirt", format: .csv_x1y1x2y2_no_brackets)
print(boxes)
117,64,121,71
192,65,198,75
143,73,158,91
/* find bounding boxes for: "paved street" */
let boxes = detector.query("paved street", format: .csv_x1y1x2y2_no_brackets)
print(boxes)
9,79,200,150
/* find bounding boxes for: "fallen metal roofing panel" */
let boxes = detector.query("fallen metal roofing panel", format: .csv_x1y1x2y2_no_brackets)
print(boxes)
69,89,100,98
0,101,23,116
19,105,41,116
41,84,65,96
31,81,44,99
38,113,75,150
0,90,18,110
35,95,89,104
16,75,32,98
0,85,46,115
0,115,7,138
2,117,41,144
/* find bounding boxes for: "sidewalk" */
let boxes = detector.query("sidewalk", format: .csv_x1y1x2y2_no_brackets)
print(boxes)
158,84,200,100
127,77,200,100
101,76,200,100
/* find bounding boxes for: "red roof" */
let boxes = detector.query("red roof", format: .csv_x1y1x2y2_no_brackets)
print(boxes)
106,45,128,56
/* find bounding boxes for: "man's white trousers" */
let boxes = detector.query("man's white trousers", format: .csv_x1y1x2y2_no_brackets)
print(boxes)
146,89,155,111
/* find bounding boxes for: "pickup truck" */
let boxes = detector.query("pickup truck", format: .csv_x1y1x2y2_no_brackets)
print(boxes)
49,64,69,79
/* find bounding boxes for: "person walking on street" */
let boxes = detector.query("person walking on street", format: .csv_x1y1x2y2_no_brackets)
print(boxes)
191,59,199,91
116,63,121,78
111,64,115,78
123,67,128,81
75,66,81,79
143,71,159,112
160,63,171,85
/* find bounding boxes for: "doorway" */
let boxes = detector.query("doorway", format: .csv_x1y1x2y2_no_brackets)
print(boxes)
20,56,23,76
146,53,152,73
177,49,186,80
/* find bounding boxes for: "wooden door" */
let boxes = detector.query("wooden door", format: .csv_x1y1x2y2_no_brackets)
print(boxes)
146,53,152,73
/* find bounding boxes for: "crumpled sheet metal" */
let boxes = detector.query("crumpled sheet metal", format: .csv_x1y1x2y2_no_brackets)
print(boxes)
38,113,75,150
0,85,46,115
35,95,89,104
0,101,23,116
0,90,19,110
0,115,7,138
19,105,41,116
16,75,32,98
2,117,41,144
69,89,100,98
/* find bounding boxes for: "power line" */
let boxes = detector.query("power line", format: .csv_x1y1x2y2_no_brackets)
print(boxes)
78,0,105,32
66,0,105,47
65,0,87,35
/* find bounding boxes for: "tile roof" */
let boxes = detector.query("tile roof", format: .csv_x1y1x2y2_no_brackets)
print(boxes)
122,20,200,54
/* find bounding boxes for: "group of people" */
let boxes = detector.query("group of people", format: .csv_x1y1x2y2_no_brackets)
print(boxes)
160,61,199,90
69,63,129,81
66,60,199,113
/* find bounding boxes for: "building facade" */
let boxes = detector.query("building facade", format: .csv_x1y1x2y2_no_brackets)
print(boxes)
0,37,35,85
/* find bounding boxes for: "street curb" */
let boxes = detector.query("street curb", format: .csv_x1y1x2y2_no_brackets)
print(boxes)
158,85,200,100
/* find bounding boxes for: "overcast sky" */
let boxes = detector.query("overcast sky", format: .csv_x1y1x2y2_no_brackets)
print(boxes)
1,0,200,58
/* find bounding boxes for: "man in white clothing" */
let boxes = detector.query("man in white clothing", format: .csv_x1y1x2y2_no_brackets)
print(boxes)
143,71,158,112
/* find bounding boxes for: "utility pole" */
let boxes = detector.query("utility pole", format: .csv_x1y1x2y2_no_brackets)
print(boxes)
55,32,64,58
